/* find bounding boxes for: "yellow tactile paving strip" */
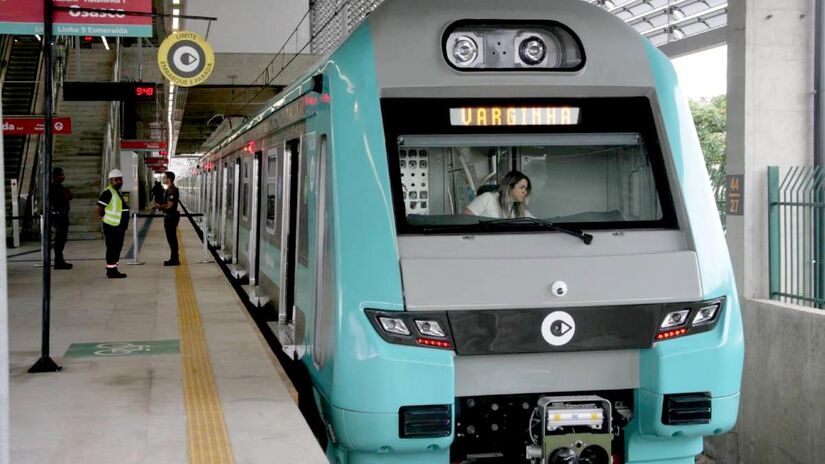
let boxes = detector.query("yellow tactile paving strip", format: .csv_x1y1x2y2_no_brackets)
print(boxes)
175,231,236,464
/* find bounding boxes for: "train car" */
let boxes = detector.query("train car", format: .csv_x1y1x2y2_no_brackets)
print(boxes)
182,0,744,462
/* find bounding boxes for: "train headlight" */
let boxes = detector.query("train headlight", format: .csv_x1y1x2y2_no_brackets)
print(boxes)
378,317,410,336
443,21,584,71
692,303,720,326
518,36,546,65
415,320,446,338
452,35,479,66
367,310,455,350
660,309,690,329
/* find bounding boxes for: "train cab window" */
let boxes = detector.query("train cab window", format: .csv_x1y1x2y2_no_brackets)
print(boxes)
382,98,677,234
265,151,279,234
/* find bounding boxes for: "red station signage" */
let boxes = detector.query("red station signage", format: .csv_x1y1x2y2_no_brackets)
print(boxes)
0,0,153,37
2,117,72,135
121,139,168,150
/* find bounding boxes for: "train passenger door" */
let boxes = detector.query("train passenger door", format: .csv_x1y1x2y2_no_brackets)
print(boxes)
278,138,301,323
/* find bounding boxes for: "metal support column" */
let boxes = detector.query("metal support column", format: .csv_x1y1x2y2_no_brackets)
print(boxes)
815,0,825,307
29,0,60,373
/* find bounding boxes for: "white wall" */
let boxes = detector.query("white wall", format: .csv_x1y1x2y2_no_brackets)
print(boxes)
183,0,311,54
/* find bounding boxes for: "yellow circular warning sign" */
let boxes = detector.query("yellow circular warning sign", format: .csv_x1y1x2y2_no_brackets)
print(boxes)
158,31,215,87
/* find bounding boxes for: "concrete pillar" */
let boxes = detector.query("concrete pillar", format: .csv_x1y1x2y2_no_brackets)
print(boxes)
726,0,815,299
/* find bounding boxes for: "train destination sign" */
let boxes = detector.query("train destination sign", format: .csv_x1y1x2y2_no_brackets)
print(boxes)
450,106,580,127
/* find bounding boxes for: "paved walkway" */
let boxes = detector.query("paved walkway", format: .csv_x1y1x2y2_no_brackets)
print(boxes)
8,216,326,463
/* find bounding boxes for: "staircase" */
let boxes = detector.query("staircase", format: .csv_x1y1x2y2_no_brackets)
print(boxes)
1,36,42,215
53,49,115,239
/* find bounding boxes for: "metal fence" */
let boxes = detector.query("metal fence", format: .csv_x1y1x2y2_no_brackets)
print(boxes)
768,166,825,309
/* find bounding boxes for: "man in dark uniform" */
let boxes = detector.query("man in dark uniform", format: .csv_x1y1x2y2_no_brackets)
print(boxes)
51,167,74,269
96,169,129,278
154,171,180,266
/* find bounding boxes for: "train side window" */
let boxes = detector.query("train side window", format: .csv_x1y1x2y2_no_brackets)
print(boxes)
226,164,234,215
265,149,279,234
242,160,250,219
296,137,310,266
313,135,333,367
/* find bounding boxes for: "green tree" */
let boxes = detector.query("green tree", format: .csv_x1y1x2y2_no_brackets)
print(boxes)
690,95,727,222
690,95,726,170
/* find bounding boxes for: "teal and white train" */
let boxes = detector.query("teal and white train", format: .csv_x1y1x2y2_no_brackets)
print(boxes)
180,1,744,462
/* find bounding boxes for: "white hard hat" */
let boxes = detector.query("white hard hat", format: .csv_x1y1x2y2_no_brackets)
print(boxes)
108,169,124,179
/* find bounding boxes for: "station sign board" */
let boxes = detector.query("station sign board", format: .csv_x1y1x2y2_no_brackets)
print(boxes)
2,116,72,135
121,139,168,150
158,31,215,87
0,0,153,37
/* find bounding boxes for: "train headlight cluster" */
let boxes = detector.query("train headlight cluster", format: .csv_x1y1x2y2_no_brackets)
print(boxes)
443,21,584,71
655,299,725,342
367,310,454,350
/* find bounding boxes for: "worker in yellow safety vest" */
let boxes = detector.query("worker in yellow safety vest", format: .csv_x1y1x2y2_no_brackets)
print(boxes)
96,169,130,278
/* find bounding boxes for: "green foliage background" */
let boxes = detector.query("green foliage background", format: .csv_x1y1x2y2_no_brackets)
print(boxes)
690,96,727,215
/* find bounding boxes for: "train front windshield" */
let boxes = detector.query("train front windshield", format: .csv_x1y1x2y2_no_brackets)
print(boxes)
383,98,678,234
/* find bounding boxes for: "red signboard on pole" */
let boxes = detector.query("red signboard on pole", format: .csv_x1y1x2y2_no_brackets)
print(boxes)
121,139,168,150
2,117,72,135
0,0,153,37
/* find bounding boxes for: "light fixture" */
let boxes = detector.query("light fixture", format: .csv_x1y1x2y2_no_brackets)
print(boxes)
444,22,583,71
101,36,110,51
660,309,690,329
518,36,547,65
415,320,446,338
692,303,720,326
452,36,479,65
379,317,410,336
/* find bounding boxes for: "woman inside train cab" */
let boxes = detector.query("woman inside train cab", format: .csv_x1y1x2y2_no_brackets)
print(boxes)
463,170,535,219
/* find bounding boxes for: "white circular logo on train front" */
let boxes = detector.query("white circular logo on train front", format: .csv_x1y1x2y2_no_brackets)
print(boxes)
541,311,575,346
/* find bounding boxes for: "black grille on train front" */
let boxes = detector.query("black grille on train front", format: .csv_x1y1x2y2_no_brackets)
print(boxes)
662,393,712,425
399,405,452,438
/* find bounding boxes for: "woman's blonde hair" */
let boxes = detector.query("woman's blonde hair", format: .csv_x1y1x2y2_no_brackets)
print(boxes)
498,170,531,218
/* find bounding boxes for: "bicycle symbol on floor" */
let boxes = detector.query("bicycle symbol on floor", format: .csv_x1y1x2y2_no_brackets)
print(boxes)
93,342,151,356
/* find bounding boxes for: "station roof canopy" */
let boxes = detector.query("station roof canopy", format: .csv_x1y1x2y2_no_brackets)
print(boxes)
586,0,727,56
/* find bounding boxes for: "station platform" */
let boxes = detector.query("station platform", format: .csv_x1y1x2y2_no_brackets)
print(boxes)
6,214,326,463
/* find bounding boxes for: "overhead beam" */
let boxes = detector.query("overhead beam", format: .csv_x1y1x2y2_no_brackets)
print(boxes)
658,26,727,58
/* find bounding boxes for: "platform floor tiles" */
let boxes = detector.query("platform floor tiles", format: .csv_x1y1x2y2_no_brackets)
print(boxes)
7,216,326,463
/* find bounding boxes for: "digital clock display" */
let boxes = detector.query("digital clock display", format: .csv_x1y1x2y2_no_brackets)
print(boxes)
135,86,155,97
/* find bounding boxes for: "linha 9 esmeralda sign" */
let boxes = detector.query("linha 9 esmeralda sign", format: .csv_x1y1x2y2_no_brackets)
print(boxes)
0,0,152,37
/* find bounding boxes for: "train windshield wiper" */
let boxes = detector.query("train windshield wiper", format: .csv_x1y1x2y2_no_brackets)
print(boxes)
478,217,593,245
